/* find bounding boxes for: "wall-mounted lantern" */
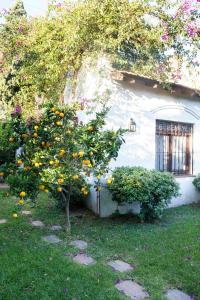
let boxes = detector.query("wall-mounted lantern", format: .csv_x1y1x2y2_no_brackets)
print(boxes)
129,118,136,132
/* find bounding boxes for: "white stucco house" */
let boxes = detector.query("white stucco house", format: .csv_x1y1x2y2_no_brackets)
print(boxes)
64,57,200,217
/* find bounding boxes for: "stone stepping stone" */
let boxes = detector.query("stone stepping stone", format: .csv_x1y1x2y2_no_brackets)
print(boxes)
107,260,133,272
70,240,88,250
50,225,62,231
73,254,96,266
30,220,44,228
0,184,9,189
165,289,193,300
21,210,32,216
115,280,149,300
0,219,7,224
42,235,62,244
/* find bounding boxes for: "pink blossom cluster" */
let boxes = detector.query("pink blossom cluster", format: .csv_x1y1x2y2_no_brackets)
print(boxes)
172,73,182,80
18,26,23,33
1,8,9,15
187,24,198,37
11,105,22,118
161,32,169,42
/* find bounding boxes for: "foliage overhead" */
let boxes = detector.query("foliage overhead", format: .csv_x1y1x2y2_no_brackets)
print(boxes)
0,0,199,116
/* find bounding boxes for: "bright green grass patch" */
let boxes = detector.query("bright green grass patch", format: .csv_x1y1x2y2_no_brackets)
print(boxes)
0,190,200,300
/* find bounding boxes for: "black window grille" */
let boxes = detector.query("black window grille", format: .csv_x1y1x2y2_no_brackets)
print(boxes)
156,120,193,175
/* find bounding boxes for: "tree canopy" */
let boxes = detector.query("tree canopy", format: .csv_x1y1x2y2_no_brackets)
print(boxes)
0,0,199,117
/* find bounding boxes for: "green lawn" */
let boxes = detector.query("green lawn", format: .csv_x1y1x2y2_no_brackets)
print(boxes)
0,190,200,300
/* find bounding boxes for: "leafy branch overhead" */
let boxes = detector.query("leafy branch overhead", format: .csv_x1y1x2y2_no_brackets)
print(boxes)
0,0,199,114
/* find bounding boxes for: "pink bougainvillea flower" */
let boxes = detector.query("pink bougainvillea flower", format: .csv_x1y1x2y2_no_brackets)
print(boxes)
187,25,197,37
161,33,169,42
56,2,62,8
16,40,22,47
18,26,23,33
182,0,197,13
1,8,8,14
182,0,192,12
14,105,22,115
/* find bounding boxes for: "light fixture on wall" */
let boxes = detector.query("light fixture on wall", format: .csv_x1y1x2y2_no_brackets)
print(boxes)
129,118,136,132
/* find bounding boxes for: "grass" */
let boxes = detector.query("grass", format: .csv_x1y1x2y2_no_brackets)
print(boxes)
0,190,200,300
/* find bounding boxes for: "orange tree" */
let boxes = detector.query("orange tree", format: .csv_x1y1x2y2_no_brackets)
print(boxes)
2,101,125,230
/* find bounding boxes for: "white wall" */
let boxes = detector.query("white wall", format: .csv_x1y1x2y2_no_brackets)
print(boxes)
64,57,200,217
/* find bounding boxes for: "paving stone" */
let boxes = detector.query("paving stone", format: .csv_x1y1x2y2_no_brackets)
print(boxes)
50,225,62,231
107,260,133,272
0,219,7,224
21,210,32,216
42,235,62,244
0,183,9,189
115,280,149,300
165,289,193,300
70,240,88,250
30,220,44,227
73,254,96,266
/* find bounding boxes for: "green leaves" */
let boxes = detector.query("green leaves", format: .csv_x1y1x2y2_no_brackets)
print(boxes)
1,0,199,116
2,100,125,210
109,167,180,221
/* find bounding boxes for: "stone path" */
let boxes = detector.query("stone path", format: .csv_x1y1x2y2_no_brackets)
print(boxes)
107,260,133,272
0,219,7,224
42,235,62,244
73,254,96,266
50,225,62,231
30,220,45,228
70,240,88,250
20,218,194,300
0,183,9,189
115,280,149,300
21,210,32,216
165,289,193,300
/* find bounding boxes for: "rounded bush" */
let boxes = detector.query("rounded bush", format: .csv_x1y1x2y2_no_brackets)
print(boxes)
108,167,180,221
193,175,200,191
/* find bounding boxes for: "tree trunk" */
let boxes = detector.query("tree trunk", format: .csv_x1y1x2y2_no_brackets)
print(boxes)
62,189,71,232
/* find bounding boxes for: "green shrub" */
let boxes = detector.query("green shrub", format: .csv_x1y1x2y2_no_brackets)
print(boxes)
193,175,200,191
0,122,16,166
108,167,180,221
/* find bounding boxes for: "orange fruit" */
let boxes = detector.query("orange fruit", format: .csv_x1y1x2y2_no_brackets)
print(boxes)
58,178,64,185
79,151,84,158
18,199,24,205
87,126,94,131
17,160,23,166
34,125,39,131
33,132,38,138
20,191,26,197
39,185,45,191
107,179,112,185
